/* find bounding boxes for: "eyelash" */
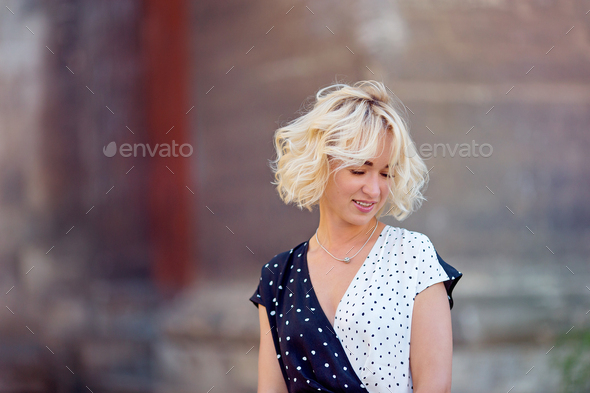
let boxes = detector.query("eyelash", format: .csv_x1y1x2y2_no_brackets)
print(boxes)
350,170,392,178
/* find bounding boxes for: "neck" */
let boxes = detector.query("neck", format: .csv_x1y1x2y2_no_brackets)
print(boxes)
315,204,379,250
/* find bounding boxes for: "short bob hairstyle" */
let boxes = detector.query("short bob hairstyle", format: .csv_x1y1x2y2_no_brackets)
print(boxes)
270,80,428,221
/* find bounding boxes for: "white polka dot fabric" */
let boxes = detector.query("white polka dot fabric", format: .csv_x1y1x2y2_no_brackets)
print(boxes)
332,225,454,392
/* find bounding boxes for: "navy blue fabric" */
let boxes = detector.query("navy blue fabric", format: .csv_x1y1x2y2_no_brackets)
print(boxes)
435,251,463,309
250,241,369,392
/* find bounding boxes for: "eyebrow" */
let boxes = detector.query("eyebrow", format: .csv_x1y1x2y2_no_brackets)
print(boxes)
364,161,389,169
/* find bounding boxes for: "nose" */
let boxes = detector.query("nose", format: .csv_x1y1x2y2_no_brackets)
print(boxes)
362,173,381,199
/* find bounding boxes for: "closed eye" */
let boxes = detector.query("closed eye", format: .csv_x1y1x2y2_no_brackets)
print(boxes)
350,169,393,178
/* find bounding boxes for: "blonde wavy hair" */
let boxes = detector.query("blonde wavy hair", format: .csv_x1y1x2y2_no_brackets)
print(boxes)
270,80,428,221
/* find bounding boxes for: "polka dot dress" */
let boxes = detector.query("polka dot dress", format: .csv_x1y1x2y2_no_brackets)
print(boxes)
250,225,463,392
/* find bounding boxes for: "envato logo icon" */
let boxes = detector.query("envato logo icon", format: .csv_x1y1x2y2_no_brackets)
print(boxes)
103,141,193,158
406,140,493,160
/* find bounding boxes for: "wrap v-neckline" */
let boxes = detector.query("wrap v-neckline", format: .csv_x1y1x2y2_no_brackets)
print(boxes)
302,225,389,330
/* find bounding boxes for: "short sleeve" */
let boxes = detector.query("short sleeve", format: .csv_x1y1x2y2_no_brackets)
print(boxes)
415,235,463,309
249,280,263,309
249,261,275,309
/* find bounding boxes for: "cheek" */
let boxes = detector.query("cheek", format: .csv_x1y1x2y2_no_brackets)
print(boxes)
332,173,357,195
325,179,348,203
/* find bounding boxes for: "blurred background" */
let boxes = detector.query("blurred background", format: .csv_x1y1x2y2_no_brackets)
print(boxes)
1,0,589,392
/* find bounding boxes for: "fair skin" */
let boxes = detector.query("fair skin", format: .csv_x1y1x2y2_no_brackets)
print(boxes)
257,132,452,393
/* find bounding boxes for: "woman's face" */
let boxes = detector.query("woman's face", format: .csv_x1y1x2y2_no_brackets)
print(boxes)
320,133,393,227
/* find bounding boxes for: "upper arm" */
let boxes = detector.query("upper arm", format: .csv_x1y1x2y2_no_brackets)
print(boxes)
257,305,288,393
409,282,453,393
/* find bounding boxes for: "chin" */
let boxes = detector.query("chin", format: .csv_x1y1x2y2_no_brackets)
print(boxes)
347,212,377,225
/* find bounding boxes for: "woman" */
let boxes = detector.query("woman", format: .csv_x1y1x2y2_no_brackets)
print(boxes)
250,80,462,393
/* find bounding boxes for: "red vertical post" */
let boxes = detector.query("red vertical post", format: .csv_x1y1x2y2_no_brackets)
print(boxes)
143,0,195,296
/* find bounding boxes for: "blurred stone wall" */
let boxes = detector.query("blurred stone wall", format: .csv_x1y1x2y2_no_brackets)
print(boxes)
179,0,590,392
0,1,157,392
1,0,589,392
193,0,590,281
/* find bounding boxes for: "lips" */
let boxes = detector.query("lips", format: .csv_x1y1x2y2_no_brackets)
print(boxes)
353,200,376,207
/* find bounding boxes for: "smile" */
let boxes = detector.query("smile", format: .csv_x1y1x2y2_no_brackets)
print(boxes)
353,200,375,207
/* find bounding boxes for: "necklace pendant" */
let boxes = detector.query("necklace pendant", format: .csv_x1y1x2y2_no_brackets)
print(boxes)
344,257,351,263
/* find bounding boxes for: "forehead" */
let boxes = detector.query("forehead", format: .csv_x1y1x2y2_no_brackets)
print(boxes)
329,130,395,168
362,160,389,168
363,132,394,162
